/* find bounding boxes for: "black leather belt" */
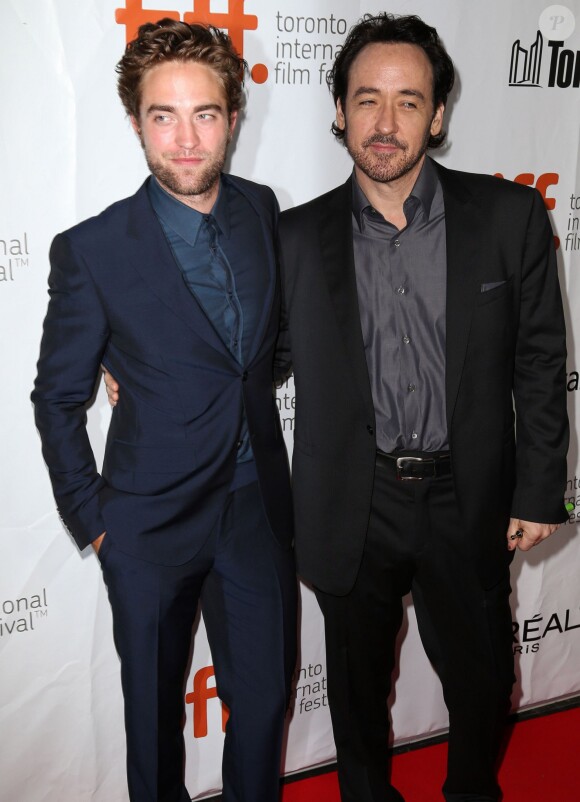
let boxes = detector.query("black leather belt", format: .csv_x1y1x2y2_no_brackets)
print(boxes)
376,450,452,481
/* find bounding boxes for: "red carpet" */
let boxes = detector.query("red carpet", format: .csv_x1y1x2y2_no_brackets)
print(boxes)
281,706,580,801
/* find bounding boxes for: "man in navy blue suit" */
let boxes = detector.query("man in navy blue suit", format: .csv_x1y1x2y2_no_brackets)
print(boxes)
32,20,296,802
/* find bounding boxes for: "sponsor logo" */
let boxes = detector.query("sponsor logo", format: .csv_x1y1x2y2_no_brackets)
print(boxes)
0,232,30,285
509,5,578,88
115,2,349,86
512,604,580,654
0,588,48,637
115,0,268,83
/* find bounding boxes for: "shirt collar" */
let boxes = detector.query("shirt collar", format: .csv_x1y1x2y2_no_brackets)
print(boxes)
352,156,440,231
148,174,232,246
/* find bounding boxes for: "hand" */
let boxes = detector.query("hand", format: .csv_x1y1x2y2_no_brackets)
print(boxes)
506,518,560,552
102,367,119,407
92,532,106,554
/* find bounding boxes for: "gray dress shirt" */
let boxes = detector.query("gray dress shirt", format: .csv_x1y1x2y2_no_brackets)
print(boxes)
352,157,449,453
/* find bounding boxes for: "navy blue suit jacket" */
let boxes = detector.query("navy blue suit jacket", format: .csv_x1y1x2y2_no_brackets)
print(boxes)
33,174,293,565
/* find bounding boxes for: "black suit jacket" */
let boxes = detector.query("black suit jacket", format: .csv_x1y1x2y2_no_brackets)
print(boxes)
278,159,569,594
33,174,293,565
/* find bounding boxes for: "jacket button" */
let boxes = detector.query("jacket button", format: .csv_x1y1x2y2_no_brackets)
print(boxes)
367,425,374,435
242,371,248,381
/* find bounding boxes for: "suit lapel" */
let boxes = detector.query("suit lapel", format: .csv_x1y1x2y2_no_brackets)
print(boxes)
125,180,233,359
435,163,487,430
318,179,375,413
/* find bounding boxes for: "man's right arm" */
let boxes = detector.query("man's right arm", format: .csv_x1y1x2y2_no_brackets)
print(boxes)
31,232,110,552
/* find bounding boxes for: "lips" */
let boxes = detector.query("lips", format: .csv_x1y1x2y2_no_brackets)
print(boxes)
171,157,204,164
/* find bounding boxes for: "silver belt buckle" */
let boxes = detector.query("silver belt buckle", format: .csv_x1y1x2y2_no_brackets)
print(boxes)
396,456,425,481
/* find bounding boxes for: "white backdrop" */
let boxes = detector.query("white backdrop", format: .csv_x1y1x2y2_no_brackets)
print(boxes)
1,1,579,800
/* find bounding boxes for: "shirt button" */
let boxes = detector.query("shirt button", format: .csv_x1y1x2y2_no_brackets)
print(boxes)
402,335,411,344
242,371,248,381
367,425,374,435
411,431,418,440
408,384,416,392
236,440,243,448
396,286,406,295
394,239,401,247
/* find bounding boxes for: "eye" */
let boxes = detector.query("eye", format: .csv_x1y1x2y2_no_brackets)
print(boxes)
154,114,172,124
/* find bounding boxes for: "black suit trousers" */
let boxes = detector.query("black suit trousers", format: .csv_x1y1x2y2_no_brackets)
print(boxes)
316,461,514,802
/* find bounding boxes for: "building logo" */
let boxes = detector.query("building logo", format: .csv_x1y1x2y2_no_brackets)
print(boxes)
115,0,268,83
0,232,30,285
509,6,578,88
510,30,543,86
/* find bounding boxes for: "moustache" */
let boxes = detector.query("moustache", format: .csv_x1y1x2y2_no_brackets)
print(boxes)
362,134,407,150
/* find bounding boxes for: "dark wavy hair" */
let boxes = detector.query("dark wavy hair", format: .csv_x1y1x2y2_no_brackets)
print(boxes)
116,18,246,121
329,13,455,148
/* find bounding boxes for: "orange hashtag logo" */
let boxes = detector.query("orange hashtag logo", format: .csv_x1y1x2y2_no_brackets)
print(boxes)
185,665,230,738
115,0,268,83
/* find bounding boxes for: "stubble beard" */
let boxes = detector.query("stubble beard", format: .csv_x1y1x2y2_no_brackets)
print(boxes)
144,139,229,201
346,128,431,184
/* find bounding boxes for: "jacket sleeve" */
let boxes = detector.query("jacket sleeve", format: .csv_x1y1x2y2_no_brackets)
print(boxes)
510,189,569,523
31,232,110,550
273,228,293,383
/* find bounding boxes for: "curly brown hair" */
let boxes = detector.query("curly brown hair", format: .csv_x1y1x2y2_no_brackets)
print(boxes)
116,18,246,121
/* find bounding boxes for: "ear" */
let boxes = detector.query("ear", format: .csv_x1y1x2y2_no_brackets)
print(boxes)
430,103,444,137
130,115,141,138
228,110,238,137
335,98,346,134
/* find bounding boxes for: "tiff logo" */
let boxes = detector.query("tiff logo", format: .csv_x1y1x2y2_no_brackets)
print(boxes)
185,665,230,738
116,0,268,82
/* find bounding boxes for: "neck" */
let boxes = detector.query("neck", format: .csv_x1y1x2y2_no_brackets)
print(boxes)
157,178,220,215
355,155,426,228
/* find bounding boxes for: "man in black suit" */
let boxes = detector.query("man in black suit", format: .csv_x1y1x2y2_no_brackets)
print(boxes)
276,13,568,802
32,20,296,802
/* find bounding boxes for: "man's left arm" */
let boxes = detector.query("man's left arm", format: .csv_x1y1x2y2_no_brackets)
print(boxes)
508,188,569,551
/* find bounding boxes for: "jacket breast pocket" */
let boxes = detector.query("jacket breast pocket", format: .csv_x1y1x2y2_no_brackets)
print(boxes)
476,276,513,307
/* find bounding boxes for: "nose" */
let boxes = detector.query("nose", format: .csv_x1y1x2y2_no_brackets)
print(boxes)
374,103,397,135
175,118,200,150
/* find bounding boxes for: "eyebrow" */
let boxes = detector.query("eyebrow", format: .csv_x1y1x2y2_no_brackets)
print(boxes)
352,86,426,102
145,102,225,115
